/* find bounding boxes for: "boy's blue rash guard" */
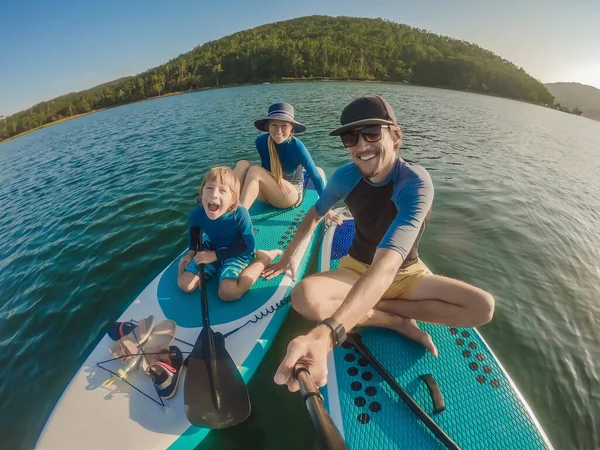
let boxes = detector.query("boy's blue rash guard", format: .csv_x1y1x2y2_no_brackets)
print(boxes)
255,134,325,194
314,156,433,267
188,205,255,260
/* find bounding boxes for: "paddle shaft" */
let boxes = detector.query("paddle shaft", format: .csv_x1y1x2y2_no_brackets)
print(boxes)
295,362,347,450
183,230,250,428
199,234,220,410
346,333,462,450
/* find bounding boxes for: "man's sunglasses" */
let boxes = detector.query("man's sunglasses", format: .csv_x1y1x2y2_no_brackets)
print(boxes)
340,125,389,148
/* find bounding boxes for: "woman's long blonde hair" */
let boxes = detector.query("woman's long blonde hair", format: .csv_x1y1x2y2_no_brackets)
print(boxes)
266,121,294,188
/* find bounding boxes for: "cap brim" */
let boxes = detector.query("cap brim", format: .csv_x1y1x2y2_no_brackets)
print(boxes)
254,116,306,133
329,119,395,136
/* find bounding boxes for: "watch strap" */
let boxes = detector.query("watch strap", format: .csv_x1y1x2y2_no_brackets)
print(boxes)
321,317,347,347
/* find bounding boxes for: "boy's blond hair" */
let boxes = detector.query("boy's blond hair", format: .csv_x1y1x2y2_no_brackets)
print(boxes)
200,166,241,211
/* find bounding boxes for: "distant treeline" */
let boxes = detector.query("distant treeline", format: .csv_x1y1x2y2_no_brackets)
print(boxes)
1,16,555,142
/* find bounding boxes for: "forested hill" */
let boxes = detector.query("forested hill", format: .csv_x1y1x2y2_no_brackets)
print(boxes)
1,16,554,142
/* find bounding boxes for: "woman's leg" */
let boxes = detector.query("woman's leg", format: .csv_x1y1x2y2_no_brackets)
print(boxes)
233,160,252,188
218,249,282,301
239,165,299,209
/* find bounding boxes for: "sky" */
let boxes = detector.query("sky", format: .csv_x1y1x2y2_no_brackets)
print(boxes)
1,0,599,116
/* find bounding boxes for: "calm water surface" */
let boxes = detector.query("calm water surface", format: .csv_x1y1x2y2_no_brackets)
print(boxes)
0,82,599,449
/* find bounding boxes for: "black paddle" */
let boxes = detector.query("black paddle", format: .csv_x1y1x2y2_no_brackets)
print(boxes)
294,362,348,450
183,234,251,428
346,333,462,450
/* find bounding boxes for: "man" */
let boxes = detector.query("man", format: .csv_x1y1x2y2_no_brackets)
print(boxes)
263,95,495,392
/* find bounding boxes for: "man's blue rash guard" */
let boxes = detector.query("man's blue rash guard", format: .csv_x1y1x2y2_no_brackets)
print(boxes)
315,156,433,268
188,205,255,260
255,134,325,194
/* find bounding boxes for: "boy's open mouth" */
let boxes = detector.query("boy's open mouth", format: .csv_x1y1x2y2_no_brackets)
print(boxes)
207,202,220,212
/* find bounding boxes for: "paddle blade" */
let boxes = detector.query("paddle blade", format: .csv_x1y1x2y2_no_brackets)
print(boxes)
184,327,251,429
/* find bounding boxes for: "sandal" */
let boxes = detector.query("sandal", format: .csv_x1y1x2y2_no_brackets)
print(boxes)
107,319,145,341
137,320,177,373
108,317,168,363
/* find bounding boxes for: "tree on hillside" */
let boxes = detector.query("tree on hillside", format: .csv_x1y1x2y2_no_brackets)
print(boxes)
0,15,555,142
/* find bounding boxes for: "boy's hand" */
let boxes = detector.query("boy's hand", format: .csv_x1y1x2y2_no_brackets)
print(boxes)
194,250,217,265
179,251,195,267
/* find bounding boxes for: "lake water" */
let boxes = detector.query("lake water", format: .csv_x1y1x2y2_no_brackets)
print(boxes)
0,82,598,450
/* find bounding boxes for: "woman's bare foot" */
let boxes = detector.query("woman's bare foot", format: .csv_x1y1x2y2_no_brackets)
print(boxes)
256,249,283,265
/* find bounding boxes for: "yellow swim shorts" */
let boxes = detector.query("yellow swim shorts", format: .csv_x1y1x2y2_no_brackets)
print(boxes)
338,255,428,299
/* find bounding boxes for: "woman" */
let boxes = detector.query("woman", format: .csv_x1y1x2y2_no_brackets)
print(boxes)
234,103,325,209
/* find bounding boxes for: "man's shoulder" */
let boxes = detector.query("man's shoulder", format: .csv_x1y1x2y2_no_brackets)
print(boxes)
391,158,434,203
329,162,362,191
396,158,433,186
331,161,360,178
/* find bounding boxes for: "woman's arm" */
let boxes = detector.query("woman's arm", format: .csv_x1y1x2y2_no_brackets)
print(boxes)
296,139,325,194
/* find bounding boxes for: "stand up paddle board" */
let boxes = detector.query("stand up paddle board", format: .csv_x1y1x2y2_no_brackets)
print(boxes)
36,170,326,450
319,207,553,450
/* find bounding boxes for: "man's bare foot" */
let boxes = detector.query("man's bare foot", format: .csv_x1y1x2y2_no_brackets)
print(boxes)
256,249,283,265
364,310,438,357
389,315,438,357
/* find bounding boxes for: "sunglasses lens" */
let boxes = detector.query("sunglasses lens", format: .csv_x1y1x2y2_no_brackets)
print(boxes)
362,131,381,142
340,125,385,146
341,133,359,147
360,125,383,142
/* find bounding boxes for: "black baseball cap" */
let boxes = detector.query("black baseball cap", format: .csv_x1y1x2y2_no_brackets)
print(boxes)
329,95,398,136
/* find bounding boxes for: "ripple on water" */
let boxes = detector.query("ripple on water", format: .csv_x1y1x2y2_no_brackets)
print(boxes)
0,82,598,450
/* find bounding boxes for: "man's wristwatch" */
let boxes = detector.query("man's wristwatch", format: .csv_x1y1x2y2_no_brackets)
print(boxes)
321,318,347,348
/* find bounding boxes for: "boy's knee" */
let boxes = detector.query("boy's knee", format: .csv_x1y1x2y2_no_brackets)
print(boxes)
178,280,195,294
218,286,242,302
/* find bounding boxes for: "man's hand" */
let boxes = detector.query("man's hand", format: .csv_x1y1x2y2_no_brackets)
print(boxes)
274,325,333,392
262,253,296,281
193,250,217,265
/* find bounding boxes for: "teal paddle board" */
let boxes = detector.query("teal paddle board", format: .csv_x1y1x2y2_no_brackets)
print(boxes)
36,170,325,449
319,207,553,450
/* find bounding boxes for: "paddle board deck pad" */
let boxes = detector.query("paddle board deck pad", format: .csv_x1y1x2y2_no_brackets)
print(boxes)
36,170,326,449
319,207,553,450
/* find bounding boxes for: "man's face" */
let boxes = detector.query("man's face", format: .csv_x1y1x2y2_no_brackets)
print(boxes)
342,125,399,182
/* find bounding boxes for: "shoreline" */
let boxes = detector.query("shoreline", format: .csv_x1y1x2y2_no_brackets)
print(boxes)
0,91,189,145
0,79,560,145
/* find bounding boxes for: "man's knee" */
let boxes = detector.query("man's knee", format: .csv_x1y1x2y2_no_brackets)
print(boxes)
292,279,325,320
478,291,495,324
469,289,495,326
